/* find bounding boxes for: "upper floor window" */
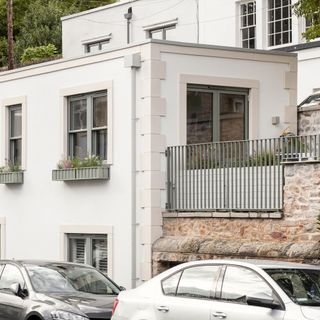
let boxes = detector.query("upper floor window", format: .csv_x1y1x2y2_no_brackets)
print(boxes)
144,18,178,41
82,34,112,54
8,104,22,166
268,0,292,46
240,2,256,48
68,91,107,160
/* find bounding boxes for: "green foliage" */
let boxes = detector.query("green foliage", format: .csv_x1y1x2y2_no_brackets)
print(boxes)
294,0,320,40
20,44,58,63
0,0,115,67
0,160,21,173
57,155,103,169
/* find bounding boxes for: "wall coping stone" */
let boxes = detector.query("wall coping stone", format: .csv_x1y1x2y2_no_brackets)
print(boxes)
298,105,320,112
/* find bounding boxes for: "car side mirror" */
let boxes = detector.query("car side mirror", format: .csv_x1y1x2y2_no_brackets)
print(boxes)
246,296,283,310
9,283,28,298
119,286,126,291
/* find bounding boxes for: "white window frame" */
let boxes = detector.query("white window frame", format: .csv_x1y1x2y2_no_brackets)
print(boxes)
60,225,113,277
60,82,113,164
267,0,292,47
143,18,178,40
240,1,257,49
0,96,27,169
82,34,112,54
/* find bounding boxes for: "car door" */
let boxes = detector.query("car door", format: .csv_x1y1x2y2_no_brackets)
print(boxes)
210,265,285,320
0,264,27,320
155,264,222,320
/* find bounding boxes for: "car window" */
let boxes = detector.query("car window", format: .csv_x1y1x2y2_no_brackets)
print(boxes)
221,266,273,304
0,264,25,290
176,265,220,299
162,271,182,296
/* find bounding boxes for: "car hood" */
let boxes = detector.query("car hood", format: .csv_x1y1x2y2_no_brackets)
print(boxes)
300,306,320,320
44,292,116,319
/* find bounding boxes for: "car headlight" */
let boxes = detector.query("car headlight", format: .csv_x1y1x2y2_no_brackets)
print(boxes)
51,310,88,320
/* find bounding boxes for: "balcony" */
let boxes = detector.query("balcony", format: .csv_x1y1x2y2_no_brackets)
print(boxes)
166,135,320,212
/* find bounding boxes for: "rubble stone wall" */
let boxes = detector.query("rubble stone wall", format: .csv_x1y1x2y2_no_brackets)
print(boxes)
153,162,320,275
298,105,320,136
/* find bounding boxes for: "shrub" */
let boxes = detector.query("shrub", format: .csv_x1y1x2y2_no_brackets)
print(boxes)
20,44,57,64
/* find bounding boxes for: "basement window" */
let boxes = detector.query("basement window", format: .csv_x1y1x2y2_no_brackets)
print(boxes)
82,34,112,54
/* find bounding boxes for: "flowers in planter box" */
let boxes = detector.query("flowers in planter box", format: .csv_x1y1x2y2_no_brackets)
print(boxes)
57,155,103,169
0,160,21,173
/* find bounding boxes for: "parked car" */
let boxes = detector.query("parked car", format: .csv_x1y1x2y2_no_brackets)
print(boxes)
0,260,121,320
112,259,320,320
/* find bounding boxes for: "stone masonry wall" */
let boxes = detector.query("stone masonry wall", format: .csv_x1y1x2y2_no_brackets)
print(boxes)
153,162,320,275
299,105,320,136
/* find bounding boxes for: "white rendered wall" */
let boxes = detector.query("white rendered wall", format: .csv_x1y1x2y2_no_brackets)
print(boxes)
0,53,136,288
62,0,198,58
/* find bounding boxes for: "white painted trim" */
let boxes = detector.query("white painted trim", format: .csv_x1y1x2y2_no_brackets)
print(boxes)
178,74,260,144
0,96,27,169
59,81,113,164
143,18,178,31
82,33,112,45
0,218,6,259
60,225,113,277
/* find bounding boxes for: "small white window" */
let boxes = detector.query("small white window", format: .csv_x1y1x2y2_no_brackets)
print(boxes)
68,234,109,274
8,104,22,166
240,2,256,48
143,19,178,41
268,0,292,46
83,34,112,54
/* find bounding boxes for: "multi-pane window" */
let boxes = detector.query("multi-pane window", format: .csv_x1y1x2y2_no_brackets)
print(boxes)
68,92,107,160
187,86,248,144
85,40,110,54
68,234,109,274
268,0,292,46
240,2,256,48
149,25,176,40
8,105,22,166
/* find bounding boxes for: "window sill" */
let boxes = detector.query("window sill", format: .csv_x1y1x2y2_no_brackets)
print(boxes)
52,166,110,182
0,171,24,184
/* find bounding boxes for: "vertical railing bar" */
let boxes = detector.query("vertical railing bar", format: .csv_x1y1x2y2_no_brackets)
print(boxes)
178,146,181,210
193,145,195,210
210,143,213,209
278,137,282,210
216,143,218,210
235,142,238,209
167,147,170,210
269,139,272,210
274,138,277,209
230,142,233,210
203,144,206,210
264,139,267,209
181,146,185,210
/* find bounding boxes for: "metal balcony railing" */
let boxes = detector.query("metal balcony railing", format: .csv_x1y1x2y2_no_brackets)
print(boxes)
166,135,320,212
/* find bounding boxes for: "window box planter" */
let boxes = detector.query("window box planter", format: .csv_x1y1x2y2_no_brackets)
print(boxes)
0,171,24,184
52,166,110,181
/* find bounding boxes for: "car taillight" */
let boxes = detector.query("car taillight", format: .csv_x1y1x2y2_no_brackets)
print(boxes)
112,298,119,316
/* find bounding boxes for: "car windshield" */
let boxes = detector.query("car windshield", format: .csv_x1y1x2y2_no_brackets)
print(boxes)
265,268,320,306
25,264,120,295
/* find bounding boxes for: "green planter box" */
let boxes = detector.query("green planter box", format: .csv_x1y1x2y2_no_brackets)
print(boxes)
0,171,24,184
52,166,110,181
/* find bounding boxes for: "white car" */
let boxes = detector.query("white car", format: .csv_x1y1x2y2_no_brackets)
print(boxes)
111,259,320,320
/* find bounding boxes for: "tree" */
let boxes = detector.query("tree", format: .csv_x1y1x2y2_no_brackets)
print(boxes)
294,0,320,40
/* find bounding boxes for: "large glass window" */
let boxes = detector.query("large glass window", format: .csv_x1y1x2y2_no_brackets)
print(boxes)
8,105,22,166
240,2,256,48
68,234,109,275
221,266,273,303
187,86,248,144
268,0,292,46
68,92,107,160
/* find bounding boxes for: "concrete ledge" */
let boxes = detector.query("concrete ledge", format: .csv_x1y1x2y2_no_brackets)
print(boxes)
163,211,283,219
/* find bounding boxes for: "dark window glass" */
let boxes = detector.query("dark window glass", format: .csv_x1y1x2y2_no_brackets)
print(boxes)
176,265,220,299
0,265,25,290
221,266,273,304
187,91,213,144
93,95,107,128
9,105,22,166
162,271,182,296
70,99,87,131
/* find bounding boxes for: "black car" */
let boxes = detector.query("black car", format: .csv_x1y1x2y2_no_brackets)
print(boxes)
0,260,121,320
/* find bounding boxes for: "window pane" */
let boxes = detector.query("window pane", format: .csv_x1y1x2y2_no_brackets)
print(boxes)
150,29,163,40
221,266,273,303
93,95,107,128
10,106,22,138
70,132,87,159
249,38,255,48
220,93,246,141
0,264,25,289
242,28,249,40
177,265,220,299
187,91,213,144
92,238,108,274
69,238,86,265
70,99,87,131
92,129,107,159
10,139,22,165
162,271,182,296
165,28,176,41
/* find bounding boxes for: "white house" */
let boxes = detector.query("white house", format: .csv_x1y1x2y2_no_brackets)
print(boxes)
61,0,317,102
0,0,297,288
